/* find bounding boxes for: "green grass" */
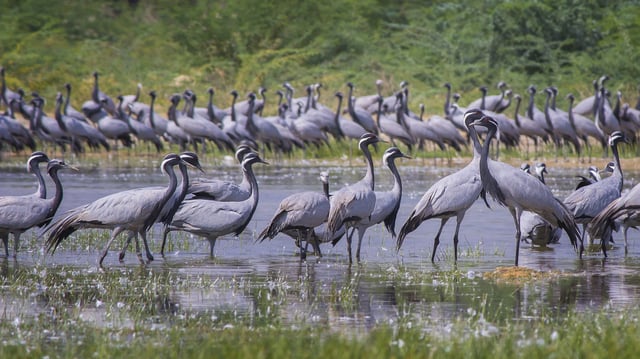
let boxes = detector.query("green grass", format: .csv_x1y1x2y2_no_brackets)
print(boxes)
1,259,637,358
2,301,640,358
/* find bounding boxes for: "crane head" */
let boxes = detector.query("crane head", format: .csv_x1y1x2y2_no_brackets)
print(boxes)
180,152,205,174
27,152,50,173
463,109,485,128
47,159,79,174
383,147,411,165
609,131,628,147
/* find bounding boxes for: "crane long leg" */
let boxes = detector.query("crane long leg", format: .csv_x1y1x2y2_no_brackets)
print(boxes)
160,226,170,256
119,236,133,261
100,228,127,267
311,230,322,258
432,218,449,263
13,234,21,258
509,208,523,266
134,233,143,264
300,230,308,260
1,233,8,257
346,226,355,264
140,231,154,262
356,227,366,262
453,213,466,262
208,237,217,257
624,226,630,256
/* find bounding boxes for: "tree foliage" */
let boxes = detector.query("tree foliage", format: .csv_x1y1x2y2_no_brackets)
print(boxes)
1,0,639,112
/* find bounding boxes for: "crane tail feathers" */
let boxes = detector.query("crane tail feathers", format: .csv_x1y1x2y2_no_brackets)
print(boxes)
588,199,633,241
258,212,287,242
383,204,401,239
43,211,81,254
396,210,423,251
554,199,582,254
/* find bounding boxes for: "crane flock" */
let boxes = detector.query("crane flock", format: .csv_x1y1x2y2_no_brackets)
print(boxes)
2,70,640,267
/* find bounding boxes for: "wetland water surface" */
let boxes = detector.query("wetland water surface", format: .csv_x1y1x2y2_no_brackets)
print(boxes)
2,157,640,332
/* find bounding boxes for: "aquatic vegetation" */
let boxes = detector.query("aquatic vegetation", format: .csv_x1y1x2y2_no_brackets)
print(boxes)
3,267,640,359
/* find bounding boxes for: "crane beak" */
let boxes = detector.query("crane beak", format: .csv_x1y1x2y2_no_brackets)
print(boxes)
65,164,80,172
184,162,205,174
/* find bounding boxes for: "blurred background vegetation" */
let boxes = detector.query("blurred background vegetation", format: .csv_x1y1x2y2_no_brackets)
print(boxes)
1,0,639,114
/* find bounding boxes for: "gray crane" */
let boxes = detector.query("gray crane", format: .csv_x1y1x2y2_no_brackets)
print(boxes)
346,82,378,134
334,147,409,260
244,92,289,152
62,83,88,123
543,87,581,158
564,131,627,256
179,91,236,152
354,79,384,110
258,171,331,260
119,83,143,112
512,94,549,158
420,104,465,153
300,85,341,139
224,87,266,117
54,92,110,151
325,133,381,263
375,97,414,151
467,82,508,112
443,82,453,116
0,152,50,255
148,91,188,150
468,113,582,266
333,92,368,141
205,87,229,125
160,152,268,257
118,96,164,152
396,110,485,262
91,71,116,116
526,86,553,140
0,67,21,113
145,90,170,137
45,154,185,266
0,101,36,151
289,101,329,148
590,181,640,255
594,85,621,138
118,152,204,261
398,97,445,151
187,145,255,201
96,98,134,149
574,162,614,190
566,93,606,159
26,152,52,199
573,75,609,116
220,90,257,146
1,156,76,257
30,97,73,152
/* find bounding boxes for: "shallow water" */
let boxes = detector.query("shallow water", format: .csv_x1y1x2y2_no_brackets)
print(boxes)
2,156,640,330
